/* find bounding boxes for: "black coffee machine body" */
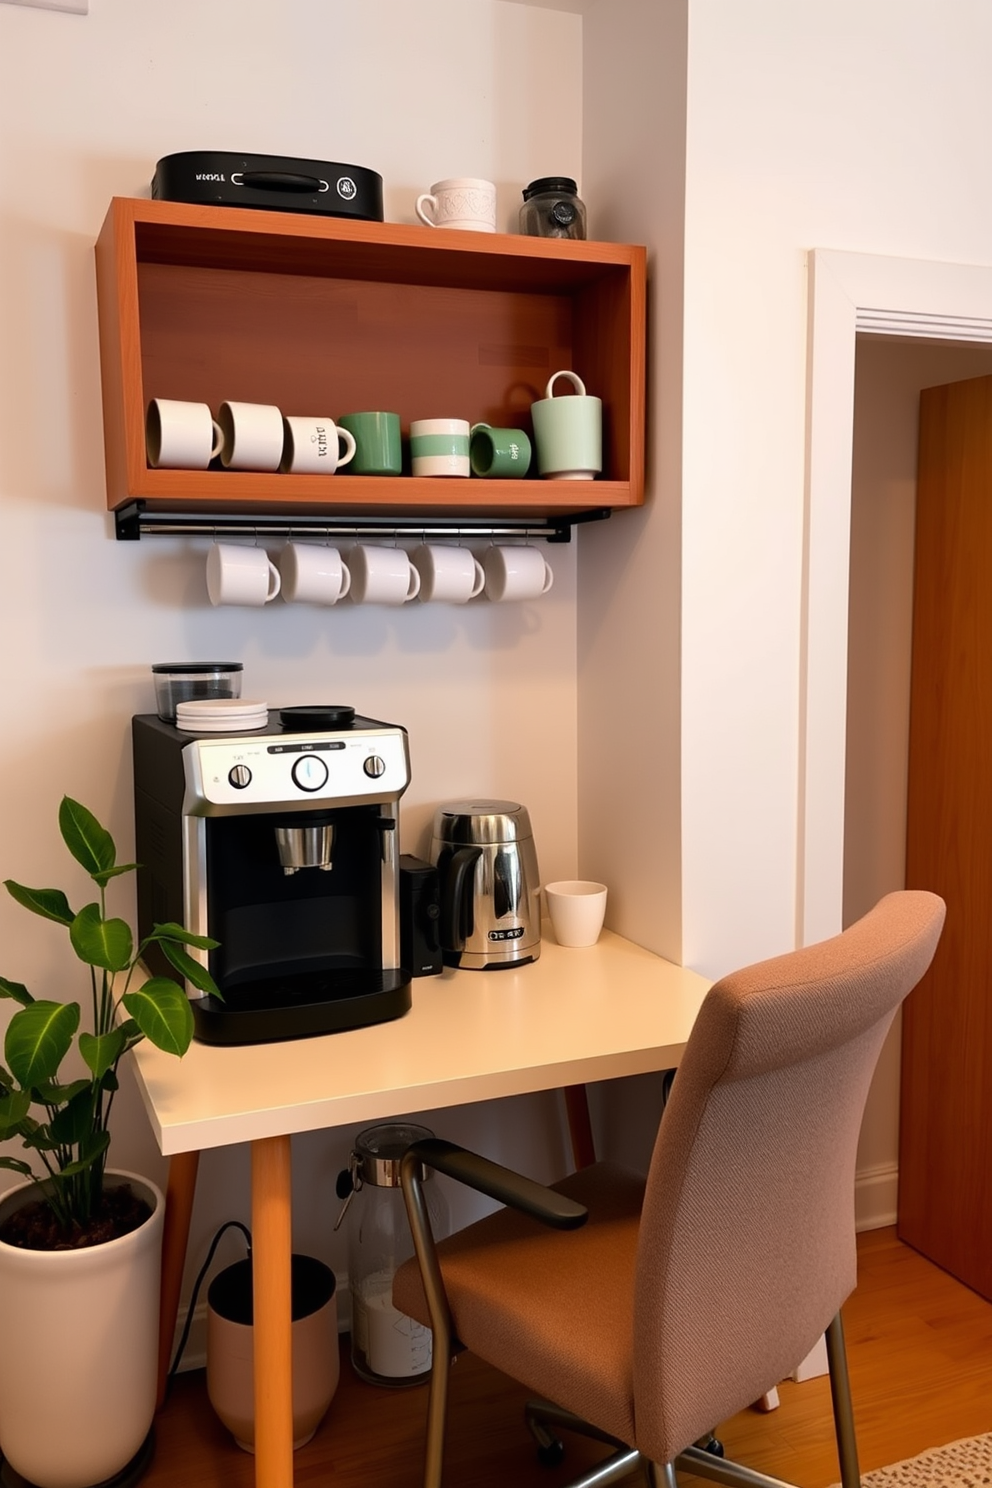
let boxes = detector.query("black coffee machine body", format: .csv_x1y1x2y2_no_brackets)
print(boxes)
132,707,412,1046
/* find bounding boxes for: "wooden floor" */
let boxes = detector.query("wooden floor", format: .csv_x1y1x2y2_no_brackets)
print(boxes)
146,1228,992,1488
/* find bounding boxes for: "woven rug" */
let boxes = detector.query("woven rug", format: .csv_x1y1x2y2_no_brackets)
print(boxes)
854,1434,992,1487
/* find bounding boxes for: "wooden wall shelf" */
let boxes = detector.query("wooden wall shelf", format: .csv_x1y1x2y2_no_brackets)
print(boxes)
94,197,647,526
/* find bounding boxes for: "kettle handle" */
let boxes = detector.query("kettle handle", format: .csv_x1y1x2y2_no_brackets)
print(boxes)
440,845,483,952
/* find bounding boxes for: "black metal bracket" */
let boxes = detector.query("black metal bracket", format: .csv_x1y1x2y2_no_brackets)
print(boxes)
113,503,612,544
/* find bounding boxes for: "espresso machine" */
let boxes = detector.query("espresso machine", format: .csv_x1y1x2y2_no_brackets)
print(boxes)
132,705,412,1045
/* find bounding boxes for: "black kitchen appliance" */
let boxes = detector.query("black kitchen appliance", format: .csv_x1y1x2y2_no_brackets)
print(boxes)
152,151,384,221
399,855,443,978
132,705,411,1045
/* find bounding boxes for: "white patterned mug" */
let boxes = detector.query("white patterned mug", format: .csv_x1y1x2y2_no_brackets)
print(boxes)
279,417,356,475
415,178,496,233
409,418,471,477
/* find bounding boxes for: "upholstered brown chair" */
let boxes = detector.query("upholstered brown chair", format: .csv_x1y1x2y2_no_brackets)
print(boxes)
393,890,945,1488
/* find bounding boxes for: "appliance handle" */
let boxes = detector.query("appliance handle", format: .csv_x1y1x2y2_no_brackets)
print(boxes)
440,846,483,952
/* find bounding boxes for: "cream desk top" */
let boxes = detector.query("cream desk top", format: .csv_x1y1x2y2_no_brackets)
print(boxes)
130,928,712,1157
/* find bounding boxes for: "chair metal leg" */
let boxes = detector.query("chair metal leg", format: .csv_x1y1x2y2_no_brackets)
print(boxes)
401,1152,456,1488
825,1312,861,1488
648,1464,679,1488
675,1445,797,1488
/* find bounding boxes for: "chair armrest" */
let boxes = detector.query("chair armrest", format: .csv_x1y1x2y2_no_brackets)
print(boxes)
406,1137,587,1230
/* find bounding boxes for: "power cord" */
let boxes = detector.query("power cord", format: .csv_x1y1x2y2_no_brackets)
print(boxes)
166,1219,252,1394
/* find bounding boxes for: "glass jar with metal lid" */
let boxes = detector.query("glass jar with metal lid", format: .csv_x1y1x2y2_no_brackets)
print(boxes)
519,176,587,240
337,1122,449,1387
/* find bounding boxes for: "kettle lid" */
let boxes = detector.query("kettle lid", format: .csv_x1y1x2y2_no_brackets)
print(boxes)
433,799,533,845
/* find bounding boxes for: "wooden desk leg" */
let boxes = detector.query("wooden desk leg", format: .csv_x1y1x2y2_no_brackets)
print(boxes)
563,1085,596,1168
251,1135,295,1488
157,1150,200,1410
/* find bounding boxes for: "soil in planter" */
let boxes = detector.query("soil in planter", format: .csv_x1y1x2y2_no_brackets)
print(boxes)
0,1185,152,1251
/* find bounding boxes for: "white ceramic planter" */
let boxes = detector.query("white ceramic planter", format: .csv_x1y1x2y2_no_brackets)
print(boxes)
0,1170,164,1488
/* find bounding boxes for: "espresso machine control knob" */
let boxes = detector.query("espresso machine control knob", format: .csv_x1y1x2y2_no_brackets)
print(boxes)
292,754,329,792
228,764,252,789
363,755,386,779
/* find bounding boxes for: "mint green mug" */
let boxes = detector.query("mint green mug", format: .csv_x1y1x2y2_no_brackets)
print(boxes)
530,370,602,480
470,423,532,478
336,411,402,476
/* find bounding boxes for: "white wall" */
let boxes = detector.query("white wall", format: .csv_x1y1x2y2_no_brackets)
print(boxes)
670,0,992,980
0,0,586,1330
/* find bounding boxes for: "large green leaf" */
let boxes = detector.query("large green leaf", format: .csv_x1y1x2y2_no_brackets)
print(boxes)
91,861,138,888
31,1077,92,1105
79,1027,126,1081
5,1001,80,1087
49,1087,98,1147
0,1157,34,1178
122,979,193,1056
0,976,33,1006
149,922,219,951
3,882,74,926
59,798,116,881
18,1122,60,1152
69,904,133,972
0,1088,31,1136
159,940,221,997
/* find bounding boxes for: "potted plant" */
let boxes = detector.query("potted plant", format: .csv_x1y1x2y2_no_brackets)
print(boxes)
0,797,218,1488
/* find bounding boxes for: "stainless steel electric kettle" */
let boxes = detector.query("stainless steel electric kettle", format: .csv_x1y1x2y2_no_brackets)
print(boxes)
429,800,541,969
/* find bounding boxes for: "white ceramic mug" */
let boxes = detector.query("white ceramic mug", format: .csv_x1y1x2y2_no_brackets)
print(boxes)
280,417,357,475
278,544,351,606
146,399,224,470
206,543,282,607
483,544,554,603
415,178,497,232
544,881,608,947
218,401,285,472
348,545,421,606
411,544,485,604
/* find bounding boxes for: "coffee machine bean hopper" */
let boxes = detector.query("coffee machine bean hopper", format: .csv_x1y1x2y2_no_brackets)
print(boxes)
132,704,413,1045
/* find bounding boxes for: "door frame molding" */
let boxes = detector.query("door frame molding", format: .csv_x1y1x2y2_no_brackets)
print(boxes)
802,249,992,945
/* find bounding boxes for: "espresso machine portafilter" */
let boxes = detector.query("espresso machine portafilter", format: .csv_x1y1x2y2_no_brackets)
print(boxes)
132,706,413,1046
274,816,335,873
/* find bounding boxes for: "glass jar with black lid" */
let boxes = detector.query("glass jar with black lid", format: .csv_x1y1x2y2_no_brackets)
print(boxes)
519,176,587,240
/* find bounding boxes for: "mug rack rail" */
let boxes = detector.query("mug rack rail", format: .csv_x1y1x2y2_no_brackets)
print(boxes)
113,502,612,543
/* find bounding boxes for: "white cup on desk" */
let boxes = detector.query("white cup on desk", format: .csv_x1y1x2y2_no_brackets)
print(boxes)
544,881,608,947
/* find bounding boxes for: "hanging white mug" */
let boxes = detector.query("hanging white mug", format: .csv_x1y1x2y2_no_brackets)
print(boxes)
483,545,554,603
206,543,282,607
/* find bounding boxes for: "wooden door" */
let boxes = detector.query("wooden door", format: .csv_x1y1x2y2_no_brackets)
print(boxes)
900,371,992,1299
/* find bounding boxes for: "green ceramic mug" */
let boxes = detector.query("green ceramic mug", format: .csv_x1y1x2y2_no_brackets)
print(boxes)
336,411,403,476
469,423,533,478
530,370,602,480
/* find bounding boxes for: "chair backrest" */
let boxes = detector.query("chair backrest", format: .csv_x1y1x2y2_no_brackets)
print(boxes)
632,890,945,1465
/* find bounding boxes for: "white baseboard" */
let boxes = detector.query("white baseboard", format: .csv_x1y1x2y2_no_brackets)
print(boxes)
854,1161,898,1233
